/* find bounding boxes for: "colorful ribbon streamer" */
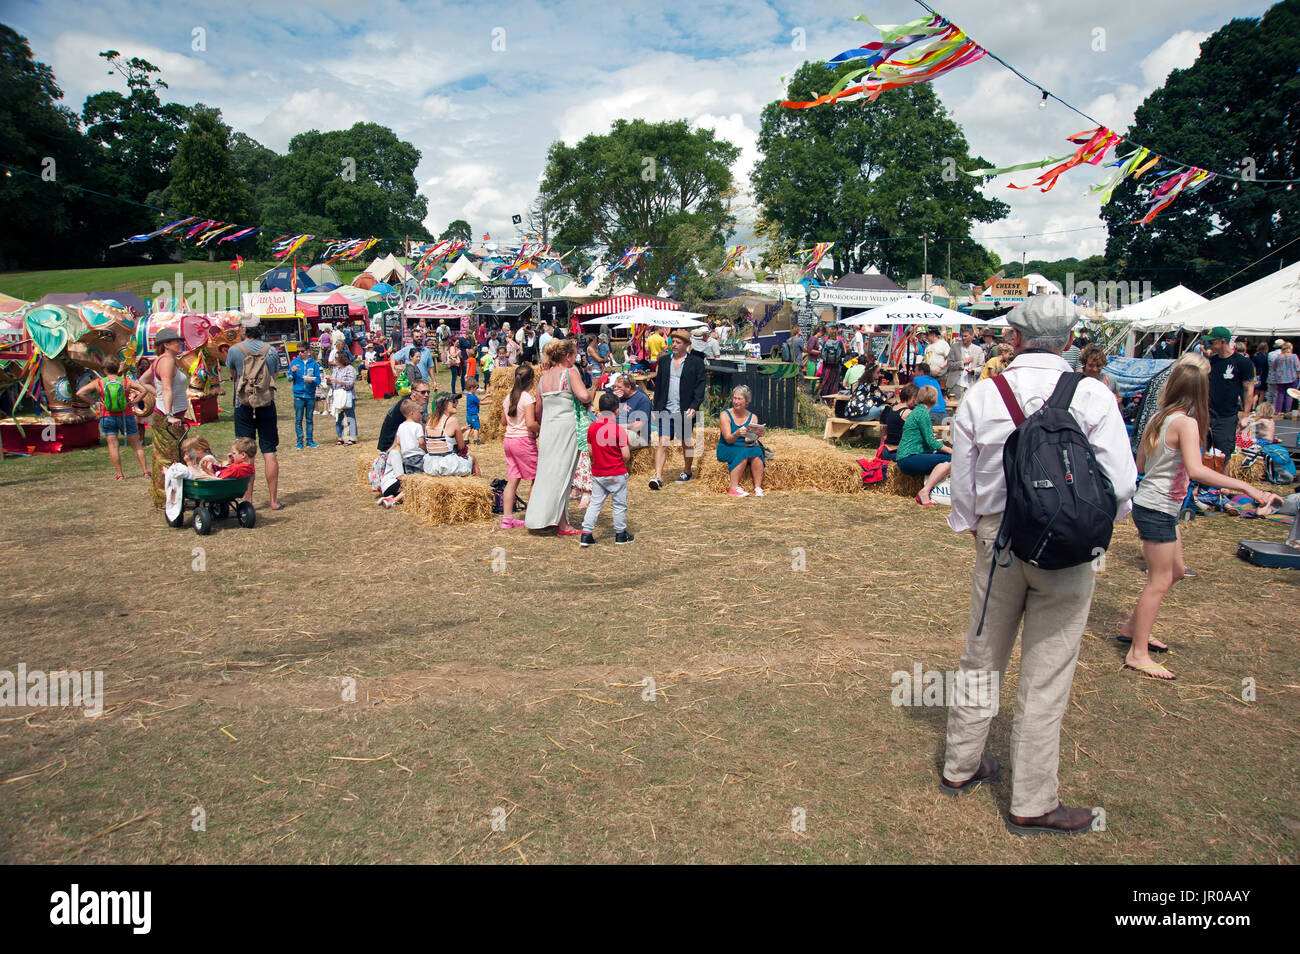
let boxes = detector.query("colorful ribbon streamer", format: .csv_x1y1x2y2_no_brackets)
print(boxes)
1007,127,1120,192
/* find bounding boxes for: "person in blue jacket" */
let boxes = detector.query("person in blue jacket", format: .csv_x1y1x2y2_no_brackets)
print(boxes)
288,345,322,450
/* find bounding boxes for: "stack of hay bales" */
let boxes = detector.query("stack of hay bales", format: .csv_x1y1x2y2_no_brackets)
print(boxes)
862,462,925,498
697,431,862,494
627,426,721,476
479,366,534,443
1227,452,1267,483
355,449,493,524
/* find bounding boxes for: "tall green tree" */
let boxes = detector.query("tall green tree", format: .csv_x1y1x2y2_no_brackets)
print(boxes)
440,219,472,242
753,64,1006,283
81,51,188,202
540,119,740,295
0,25,110,268
1102,0,1299,292
154,106,250,260
261,123,431,243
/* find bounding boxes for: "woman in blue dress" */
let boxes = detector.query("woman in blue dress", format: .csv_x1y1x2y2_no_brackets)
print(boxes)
716,385,766,496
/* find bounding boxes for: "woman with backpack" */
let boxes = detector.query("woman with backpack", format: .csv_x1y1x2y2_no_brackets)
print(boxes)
818,326,847,397
1122,361,1281,681
76,356,151,481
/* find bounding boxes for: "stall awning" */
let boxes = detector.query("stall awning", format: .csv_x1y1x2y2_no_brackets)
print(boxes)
572,294,681,316
472,302,531,318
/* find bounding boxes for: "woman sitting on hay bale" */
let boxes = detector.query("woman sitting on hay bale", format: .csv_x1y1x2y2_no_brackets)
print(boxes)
423,393,480,477
716,385,766,497
878,383,918,461
897,384,952,506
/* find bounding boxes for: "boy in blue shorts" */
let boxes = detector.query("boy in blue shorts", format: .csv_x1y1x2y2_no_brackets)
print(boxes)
465,378,482,444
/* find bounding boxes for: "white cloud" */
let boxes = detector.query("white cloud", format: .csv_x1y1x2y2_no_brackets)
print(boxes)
1140,30,1209,86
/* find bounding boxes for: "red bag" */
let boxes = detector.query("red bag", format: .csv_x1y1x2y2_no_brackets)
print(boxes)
858,457,887,485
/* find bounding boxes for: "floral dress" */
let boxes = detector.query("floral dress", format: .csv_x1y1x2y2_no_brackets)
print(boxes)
571,388,595,496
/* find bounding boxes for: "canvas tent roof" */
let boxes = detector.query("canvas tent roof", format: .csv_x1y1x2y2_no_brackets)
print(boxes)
1135,263,1300,335
442,255,490,284
306,263,343,287
1110,284,1211,329
362,254,414,284
259,266,312,292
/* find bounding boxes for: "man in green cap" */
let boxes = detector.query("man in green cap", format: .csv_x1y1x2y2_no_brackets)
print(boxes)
1204,326,1255,457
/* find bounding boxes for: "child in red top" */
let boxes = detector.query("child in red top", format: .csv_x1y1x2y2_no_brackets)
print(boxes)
215,437,257,479
580,392,633,546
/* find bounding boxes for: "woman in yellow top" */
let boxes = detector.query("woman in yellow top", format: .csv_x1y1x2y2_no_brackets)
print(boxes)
979,343,1014,380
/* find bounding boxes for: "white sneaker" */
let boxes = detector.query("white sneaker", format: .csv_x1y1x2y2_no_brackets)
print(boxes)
754,487,765,497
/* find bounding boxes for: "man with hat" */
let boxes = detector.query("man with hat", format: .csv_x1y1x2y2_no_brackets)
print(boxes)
226,317,284,511
1205,326,1255,458
649,328,707,489
940,296,1136,835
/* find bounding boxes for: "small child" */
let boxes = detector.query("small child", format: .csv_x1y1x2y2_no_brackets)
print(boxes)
465,379,482,444
180,433,221,478
216,437,257,479
465,348,478,390
579,391,633,547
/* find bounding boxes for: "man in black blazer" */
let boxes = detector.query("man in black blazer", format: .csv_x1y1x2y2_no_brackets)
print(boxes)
649,328,707,489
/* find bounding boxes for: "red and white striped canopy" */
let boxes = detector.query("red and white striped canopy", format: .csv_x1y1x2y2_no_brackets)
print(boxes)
572,294,681,316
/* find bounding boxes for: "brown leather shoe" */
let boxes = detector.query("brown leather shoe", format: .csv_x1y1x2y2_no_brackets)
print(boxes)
939,757,1001,796
1006,803,1096,836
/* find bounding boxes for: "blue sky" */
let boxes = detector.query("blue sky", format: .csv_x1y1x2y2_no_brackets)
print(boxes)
3,0,1276,264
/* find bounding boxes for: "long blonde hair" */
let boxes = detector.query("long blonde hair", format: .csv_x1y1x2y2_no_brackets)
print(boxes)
1142,362,1209,458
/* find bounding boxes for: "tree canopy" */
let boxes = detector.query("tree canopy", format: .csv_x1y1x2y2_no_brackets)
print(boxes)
753,63,1006,284
1102,0,1299,291
540,118,739,295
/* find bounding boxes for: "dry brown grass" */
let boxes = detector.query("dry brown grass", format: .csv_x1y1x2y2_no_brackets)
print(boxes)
0,374,1296,865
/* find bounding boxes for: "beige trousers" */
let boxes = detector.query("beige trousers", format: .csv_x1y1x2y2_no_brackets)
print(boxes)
943,513,1096,818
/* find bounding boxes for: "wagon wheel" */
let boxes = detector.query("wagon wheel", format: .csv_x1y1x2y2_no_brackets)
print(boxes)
193,503,212,535
212,501,230,520
237,501,257,528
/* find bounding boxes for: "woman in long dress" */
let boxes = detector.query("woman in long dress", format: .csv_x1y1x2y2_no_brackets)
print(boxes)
138,327,191,509
525,337,591,535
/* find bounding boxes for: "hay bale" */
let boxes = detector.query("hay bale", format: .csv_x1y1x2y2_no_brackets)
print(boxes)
627,426,721,476
402,474,494,524
357,449,379,485
863,462,925,498
698,432,863,494
479,365,537,443
1227,452,1267,483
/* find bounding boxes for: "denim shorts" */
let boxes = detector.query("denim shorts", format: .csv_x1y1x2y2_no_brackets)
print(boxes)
99,414,138,437
1132,502,1179,543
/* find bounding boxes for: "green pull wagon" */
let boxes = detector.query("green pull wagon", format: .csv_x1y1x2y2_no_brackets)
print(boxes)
166,477,256,535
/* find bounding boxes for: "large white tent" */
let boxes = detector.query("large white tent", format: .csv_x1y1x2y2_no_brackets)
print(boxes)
1137,263,1300,335
841,295,968,327
1110,284,1209,330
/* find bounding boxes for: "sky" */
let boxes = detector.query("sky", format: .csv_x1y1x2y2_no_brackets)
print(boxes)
2,0,1276,266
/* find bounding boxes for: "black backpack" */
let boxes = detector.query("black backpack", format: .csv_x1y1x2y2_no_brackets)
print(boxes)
992,372,1118,569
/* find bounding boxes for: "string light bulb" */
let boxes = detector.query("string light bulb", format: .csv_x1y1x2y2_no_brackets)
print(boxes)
1038,91,1048,110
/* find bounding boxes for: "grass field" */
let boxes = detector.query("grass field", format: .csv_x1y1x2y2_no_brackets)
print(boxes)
0,261,367,304
0,371,1296,864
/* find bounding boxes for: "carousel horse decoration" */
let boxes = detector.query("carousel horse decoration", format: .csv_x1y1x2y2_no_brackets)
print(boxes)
2,300,139,424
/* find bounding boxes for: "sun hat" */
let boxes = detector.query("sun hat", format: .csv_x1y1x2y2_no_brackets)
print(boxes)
670,329,691,344
153,328,183,346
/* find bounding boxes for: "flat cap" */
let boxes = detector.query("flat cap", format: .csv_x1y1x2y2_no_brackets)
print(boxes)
1005,295,1080,341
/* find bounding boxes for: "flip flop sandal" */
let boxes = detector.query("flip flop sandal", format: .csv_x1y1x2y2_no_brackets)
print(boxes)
1123,663,1176,681
1117,635,1169,653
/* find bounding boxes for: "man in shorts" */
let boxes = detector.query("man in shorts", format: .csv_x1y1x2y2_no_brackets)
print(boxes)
227,319,283,510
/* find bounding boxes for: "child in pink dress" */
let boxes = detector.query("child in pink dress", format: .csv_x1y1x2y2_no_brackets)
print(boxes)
500,363,539,529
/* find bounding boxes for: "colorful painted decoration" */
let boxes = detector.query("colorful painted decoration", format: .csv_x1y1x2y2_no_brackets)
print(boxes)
782,13,986,109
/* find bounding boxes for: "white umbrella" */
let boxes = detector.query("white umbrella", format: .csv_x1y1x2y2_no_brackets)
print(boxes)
581,315,625,327
607,305,707,329
840,296,970,327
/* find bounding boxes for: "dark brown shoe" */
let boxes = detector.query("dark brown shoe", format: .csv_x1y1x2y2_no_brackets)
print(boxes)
1006,803,1096,836
939,757,1001,796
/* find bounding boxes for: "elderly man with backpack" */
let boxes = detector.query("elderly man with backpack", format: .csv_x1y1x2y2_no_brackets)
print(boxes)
938,296,1137,836
226,319,284,511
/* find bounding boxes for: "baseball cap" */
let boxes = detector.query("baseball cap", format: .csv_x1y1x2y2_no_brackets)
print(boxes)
1204,327,1232,342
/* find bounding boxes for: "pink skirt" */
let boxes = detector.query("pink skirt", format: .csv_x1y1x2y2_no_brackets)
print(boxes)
503,434,538,480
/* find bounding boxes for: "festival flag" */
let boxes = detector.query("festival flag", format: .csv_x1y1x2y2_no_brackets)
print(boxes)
218,226,259,244
782,13,986,109
185,219,218,240
272,234,314,259
113,216,199,247
1135,167,1214,224
1007,127,1121,193
611,246,649,273
797,242,837,275
715,245,747,276
230,255,244,272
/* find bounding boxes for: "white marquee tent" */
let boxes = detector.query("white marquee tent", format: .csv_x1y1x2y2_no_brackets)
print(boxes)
441,255,490,285
1110,284,1209,330
362,254,414,284
1135,263,1300,335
